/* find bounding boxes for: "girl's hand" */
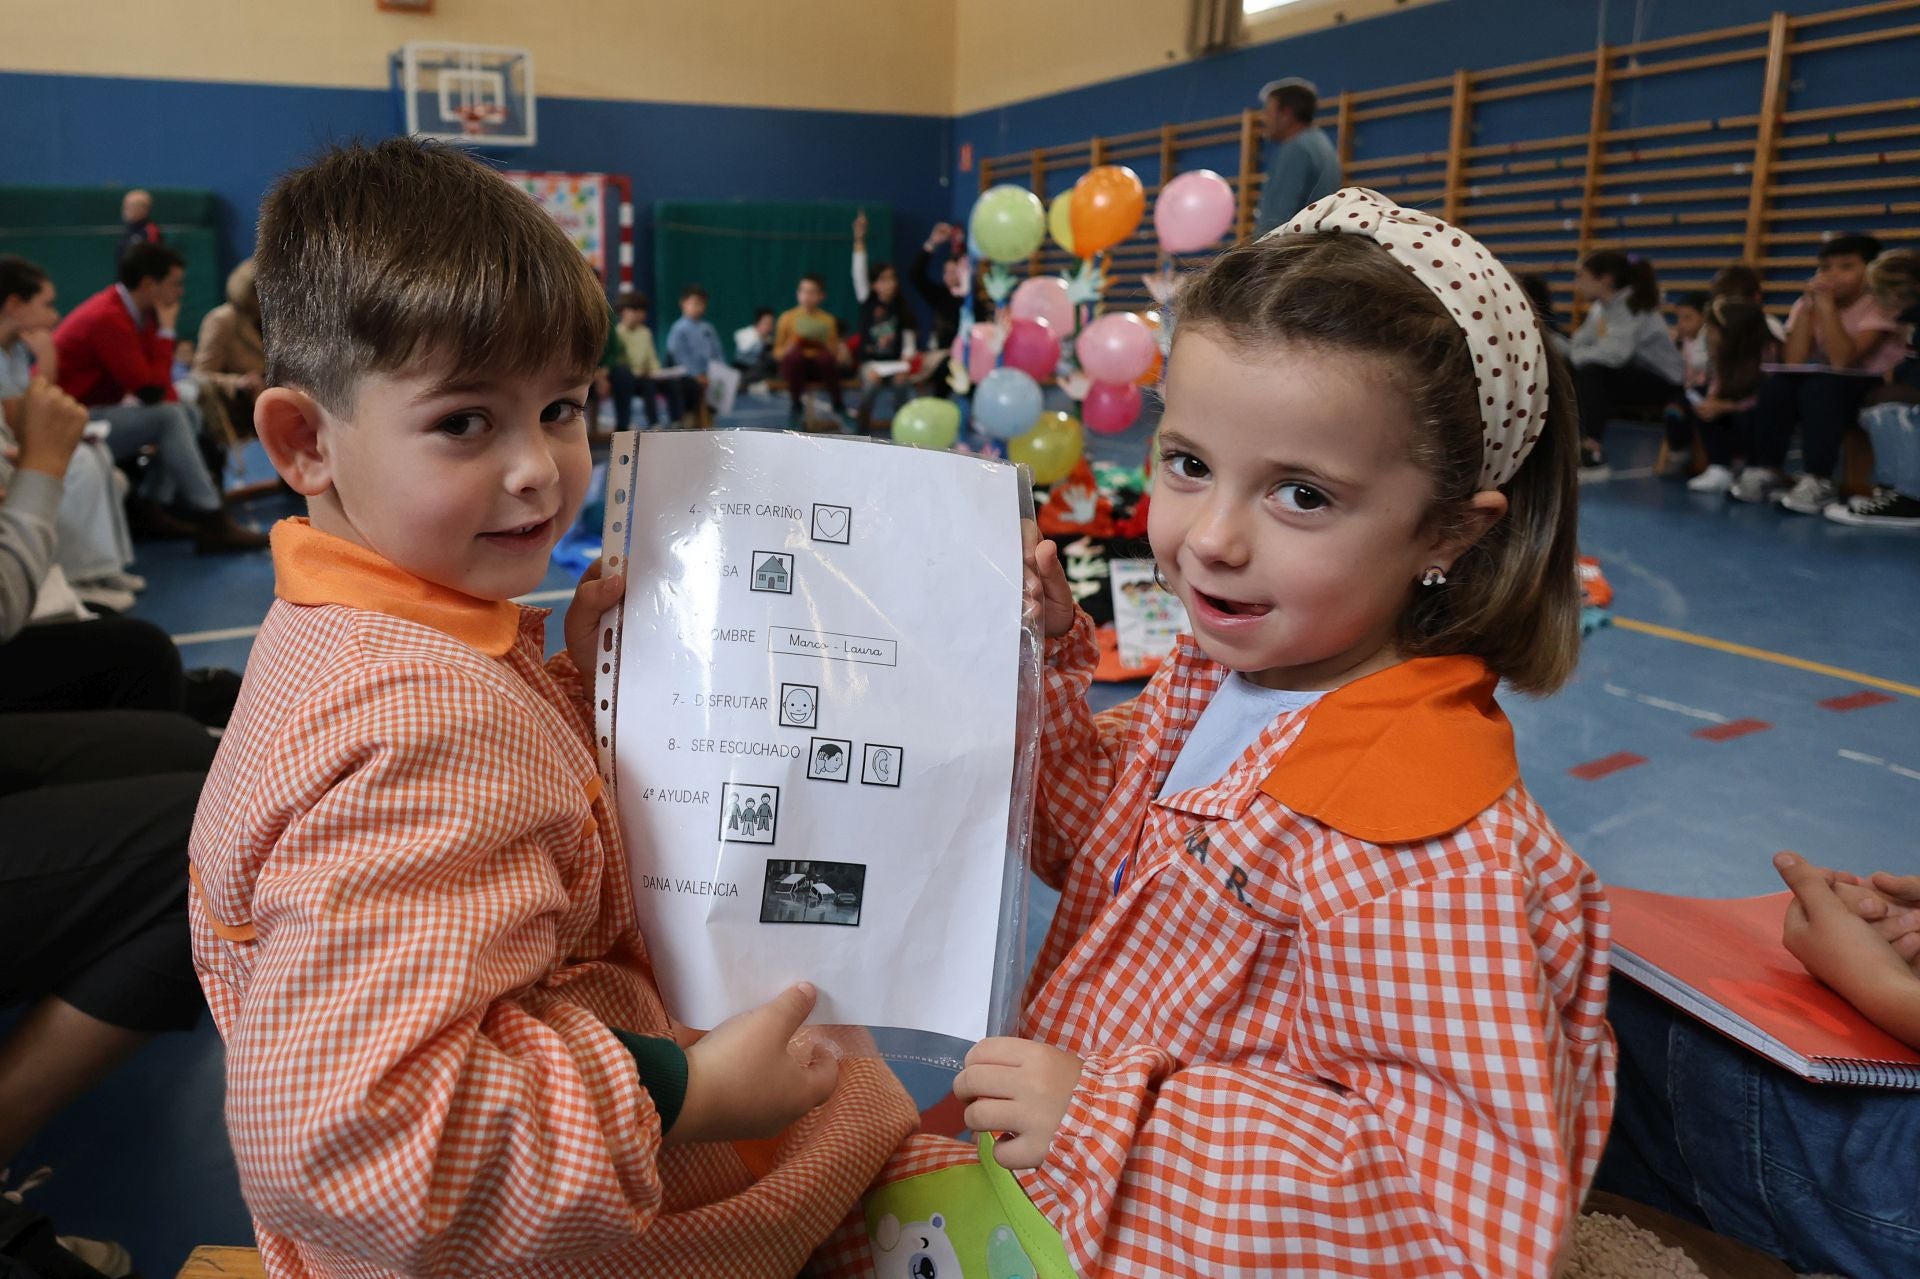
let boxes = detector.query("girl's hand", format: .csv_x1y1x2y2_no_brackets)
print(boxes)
1869,871,1920,970
1776,853,1918,1000
671,983,839,1146
565,556,626,679
1022,522,1078,639
954,1036,1085,1170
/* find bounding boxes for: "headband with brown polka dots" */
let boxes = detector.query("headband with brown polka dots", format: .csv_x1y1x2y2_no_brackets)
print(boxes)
1265,186,1548,489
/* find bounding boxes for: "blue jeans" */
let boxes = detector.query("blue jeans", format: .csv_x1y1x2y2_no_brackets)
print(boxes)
1862,401,1920,495
1595,977,1920,1279
98,400,222,512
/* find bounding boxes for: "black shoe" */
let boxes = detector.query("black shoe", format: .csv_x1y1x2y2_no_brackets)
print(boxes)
183,666,243,728
192,511,271,555
1824,488,1920,529
125,498,197,541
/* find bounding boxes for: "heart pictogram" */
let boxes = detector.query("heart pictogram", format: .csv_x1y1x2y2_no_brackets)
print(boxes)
816,508,848,538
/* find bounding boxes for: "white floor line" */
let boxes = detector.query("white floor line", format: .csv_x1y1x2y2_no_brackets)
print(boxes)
1837,749,1920,784
1601,682,1731,724
170,587,579,647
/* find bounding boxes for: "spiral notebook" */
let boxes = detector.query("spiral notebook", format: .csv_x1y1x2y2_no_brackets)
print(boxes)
1610,886,1920,1089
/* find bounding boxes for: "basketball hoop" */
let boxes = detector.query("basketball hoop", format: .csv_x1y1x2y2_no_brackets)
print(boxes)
455,102,509,136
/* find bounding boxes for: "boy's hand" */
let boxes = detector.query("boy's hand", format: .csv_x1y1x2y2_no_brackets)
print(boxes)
954,1036,1085,1170
669,983,839,1146
853,211,868,243
14,377,89,478
565,557,626,678
1022,522,1078,639
1777,853,1918,999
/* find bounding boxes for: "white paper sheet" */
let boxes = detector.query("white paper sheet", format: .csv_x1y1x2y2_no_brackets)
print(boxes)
603,431,1026,1041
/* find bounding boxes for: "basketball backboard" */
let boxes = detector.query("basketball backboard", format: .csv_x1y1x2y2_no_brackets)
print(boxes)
394,42,536,147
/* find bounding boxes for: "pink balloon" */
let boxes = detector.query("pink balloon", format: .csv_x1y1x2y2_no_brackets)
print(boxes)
1083,380,1143,435
965,322,1000,382
1010,276,1073,333
1075,312,1157,384
1154,169,1237,254
1001,317,1061,380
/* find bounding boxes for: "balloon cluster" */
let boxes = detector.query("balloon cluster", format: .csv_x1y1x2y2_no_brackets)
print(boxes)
892,166,1237,478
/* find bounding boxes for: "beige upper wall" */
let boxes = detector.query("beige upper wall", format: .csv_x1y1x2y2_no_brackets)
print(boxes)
950,0,1447,115
0,0,959,116
2,0,1442,117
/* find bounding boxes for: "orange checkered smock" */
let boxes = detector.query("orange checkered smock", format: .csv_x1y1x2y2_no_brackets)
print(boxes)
820,617,1614,1278
190,519,916,1279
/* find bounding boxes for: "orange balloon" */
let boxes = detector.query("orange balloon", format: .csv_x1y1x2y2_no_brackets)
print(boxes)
1070,165,1146,258
1136,349,1163,387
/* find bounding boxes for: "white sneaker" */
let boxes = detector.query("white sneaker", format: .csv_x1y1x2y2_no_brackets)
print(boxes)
1686,463,1734,493
1777,474,1837,515
94,569,147,592
72,584,137,612
1,1168,133,1277
1728,468,1785,504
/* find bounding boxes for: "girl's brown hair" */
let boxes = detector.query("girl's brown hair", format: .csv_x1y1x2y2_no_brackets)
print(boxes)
1705,297,1769,401
1868,247,1920,314
1175,233,1582,694
1581,250,1662,314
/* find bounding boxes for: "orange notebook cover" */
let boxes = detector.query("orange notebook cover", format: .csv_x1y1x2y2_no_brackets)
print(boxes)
1609,886,1920,1089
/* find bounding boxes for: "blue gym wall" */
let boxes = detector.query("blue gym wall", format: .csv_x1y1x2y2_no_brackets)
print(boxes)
0,70,955,309
950,0,1918,218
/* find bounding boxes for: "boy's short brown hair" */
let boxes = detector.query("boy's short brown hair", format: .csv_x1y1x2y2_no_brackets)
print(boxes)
255,138,607,413
1177,234,1582,695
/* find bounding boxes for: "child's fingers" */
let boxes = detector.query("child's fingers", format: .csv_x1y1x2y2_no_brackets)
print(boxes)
962,1098,1021,1137
953,1062,1024,1103
1831,879,1890,921
1871,871,1920,904
1895,931,1920,965
1775,852,1849,924
988,1131,1046,1170
963,1036,1036,1069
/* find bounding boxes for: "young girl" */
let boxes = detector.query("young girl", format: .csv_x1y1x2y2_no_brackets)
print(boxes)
1685,297,1771,494
1569,250,1685,476
817,188,1612,1278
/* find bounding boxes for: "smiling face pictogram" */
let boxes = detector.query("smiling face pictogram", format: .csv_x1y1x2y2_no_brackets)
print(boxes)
783,687,815,725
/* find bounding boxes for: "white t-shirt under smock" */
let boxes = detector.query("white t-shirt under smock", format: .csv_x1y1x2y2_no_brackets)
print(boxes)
1159,675,1326,798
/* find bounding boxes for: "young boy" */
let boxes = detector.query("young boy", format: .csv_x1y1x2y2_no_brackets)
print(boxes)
615,290,695,428
664,285,725,428
774,274,848,426
1737,233,1902,510
190,139,916,1279
733,305,777,389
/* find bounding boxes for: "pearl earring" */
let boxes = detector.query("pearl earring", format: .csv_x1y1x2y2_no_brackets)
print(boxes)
1421,566,1448,587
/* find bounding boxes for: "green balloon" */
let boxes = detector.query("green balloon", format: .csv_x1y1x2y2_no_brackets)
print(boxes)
970,185,1047,264
890,397,961,449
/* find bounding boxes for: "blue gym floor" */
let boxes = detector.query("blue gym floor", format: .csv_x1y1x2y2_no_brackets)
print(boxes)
14,395,1919,1273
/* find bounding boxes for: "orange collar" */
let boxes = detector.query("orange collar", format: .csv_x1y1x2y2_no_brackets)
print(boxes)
271,517,522,657
1259,655,1517,844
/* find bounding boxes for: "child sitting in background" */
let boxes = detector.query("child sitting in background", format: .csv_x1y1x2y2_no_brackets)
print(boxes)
1569,250,1685,477
615,290,696,429
775,274,849,427
818,189,1611,1279
1737,233,1901,510
665,284,726,428
1685,297,1772,494
1658,291,1712,477
1828,247,1920,528
733,304,777,390
1710,261,1789,343
194,138,915,1279
850,212,912,431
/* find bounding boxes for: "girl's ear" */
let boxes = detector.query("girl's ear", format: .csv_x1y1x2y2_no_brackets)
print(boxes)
1430,490,1509,574
255,386,334,497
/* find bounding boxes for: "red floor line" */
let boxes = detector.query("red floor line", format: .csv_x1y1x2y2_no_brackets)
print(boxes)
1820,690,1896,712
1568,751,1649,781
1692,718,1772,742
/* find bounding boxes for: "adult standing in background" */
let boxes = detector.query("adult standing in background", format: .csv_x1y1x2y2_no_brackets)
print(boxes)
118,188,162,261
1253,77,1341,236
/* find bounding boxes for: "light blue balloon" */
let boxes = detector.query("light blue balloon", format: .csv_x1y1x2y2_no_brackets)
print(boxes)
973,367,1044,441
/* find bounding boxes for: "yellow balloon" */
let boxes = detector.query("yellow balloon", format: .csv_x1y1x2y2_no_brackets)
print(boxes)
1048,191,1078,257
1009,411,1086,487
